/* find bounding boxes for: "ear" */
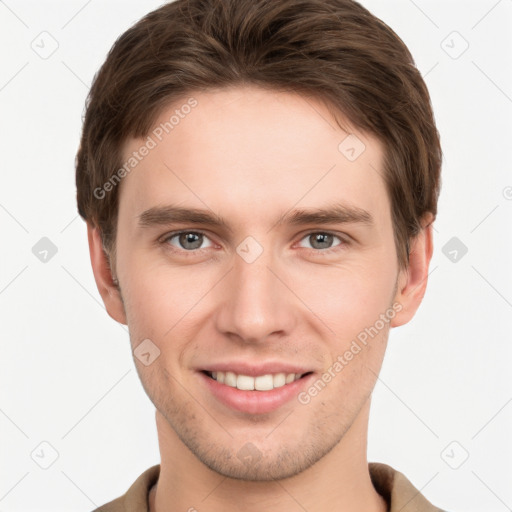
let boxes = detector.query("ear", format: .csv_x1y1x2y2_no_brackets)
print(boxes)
391,213,434,327
87,223,127,325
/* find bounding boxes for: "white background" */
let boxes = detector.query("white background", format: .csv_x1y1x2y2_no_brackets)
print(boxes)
1,1,511,510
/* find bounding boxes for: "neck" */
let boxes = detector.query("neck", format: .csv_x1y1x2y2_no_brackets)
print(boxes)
150,399,387,512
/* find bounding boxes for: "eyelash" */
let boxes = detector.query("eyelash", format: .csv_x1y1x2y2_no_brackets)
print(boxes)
159,230,349,257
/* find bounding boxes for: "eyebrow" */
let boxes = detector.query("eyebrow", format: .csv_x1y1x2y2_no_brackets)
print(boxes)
137,203,373,231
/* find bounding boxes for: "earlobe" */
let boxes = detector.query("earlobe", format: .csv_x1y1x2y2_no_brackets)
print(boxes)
390,214,434,328
87,223,127,325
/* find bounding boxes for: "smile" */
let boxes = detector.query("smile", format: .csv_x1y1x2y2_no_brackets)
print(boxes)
205,371,308,391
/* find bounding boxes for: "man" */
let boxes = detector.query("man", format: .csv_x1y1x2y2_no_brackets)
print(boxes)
75,0,445,510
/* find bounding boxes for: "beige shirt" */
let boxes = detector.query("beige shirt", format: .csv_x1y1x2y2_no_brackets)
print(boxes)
94,462,446,511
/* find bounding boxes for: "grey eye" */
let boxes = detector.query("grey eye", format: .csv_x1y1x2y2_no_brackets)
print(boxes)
299,233,342,250
168,232,213,251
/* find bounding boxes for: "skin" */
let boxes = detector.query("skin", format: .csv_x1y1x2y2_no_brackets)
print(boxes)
88,85,433,511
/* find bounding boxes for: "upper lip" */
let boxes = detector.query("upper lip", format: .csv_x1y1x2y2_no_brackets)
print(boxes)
199,361,314,377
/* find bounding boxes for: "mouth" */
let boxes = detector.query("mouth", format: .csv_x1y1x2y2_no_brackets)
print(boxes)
199,369,315,414
202,370,313,391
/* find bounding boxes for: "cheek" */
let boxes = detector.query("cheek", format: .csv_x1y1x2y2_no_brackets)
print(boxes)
292,259,397,340
120,256,215,340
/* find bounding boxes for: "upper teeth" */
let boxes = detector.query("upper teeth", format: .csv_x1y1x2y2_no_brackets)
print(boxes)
211,371,303,391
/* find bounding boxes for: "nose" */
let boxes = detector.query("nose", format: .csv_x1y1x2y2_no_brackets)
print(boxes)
214,245,297,344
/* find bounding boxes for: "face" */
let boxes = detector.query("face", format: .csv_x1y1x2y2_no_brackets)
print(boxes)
91,85,427,481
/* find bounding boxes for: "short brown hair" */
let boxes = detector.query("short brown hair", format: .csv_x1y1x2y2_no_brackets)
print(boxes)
75,0,442,270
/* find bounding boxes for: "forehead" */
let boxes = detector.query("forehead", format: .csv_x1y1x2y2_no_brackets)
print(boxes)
118,85,390,230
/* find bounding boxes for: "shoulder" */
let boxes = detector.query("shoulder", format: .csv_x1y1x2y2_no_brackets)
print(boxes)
91,464,160,512
369,462,448,512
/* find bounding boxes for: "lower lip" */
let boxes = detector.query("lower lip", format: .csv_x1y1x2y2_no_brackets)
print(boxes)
199,371,315,414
